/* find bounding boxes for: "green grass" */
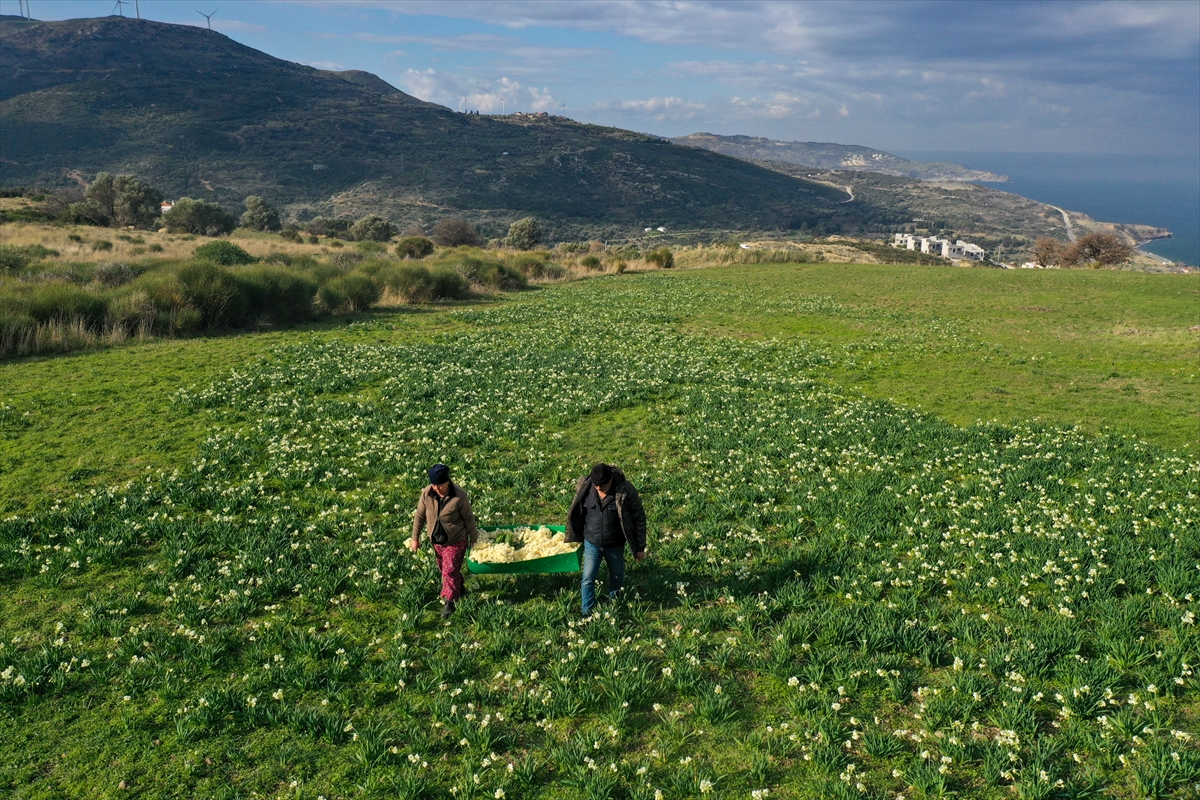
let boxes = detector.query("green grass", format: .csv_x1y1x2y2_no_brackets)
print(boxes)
678,264,1199,452
1,263,1198,799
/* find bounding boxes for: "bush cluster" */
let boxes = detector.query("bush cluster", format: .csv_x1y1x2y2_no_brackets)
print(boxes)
646,247,675,269
0,240,558,356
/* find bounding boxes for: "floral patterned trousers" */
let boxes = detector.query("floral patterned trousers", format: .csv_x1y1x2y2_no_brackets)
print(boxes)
433,541,467,601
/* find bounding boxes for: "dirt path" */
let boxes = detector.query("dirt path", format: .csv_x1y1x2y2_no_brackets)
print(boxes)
1050,205,1076,242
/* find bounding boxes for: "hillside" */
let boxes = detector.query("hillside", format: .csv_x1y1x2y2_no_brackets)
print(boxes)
673,133,1008,182
750,161,1172,263
0,16,866,238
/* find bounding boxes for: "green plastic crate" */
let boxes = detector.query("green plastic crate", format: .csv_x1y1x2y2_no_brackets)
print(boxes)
466,525,582,574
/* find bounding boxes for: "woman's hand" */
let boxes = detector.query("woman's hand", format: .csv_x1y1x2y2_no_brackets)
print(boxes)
409,539,420,553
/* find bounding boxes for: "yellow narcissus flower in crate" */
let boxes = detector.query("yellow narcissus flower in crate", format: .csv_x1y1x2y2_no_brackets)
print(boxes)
470,526,578,563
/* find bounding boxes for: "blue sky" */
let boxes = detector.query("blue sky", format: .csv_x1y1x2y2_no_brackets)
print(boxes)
6,0,1198,154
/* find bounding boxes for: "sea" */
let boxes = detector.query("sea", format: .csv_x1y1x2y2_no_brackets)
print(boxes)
895,151,1199,266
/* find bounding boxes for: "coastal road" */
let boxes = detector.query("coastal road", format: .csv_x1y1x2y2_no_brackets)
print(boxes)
1049,205,1076,242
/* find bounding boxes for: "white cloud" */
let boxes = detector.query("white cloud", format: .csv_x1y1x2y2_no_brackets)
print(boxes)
211,19,269,34
398,69,558,113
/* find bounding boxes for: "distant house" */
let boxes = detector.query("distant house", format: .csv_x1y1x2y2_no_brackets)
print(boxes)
891,232,985,261
161,201,174,212
644,227,653,232
656,226,667,233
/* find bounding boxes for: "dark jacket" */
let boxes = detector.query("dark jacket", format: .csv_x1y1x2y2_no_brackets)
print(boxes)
566,467,647,553
413,483,478,547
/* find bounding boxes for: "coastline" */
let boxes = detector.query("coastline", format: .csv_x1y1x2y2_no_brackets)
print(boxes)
1136,243,1174,265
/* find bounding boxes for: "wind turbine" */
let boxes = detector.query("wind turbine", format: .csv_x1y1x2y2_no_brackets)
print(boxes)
197,9,216,29
134,0,141,19
112,0,129,17
500,97,506,115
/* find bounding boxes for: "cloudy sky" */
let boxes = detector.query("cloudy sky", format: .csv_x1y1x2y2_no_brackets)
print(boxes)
8,0,1199,154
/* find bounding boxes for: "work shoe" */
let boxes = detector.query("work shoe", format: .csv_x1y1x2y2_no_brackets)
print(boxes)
441,599,456,618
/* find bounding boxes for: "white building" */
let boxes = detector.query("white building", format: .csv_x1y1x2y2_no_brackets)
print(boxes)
891,233,985,261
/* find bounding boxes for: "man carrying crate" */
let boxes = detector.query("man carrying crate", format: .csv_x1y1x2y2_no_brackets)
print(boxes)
566,463,647,618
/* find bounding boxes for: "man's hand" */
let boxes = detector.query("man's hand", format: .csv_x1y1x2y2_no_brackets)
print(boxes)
635,551,646,562
409,539,420,553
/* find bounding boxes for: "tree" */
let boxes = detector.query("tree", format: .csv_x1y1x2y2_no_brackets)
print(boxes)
349,215,395,242
431,217,483,247
505,217,542,250
68,173,163,229
241,196,281,231
162,198,236,236
1060,231,1134,268
1032,237,1063,266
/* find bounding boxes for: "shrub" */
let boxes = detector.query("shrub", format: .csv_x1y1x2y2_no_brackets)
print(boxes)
306,235,319,245
162,198,236,236
646,247,674,269
148,243,163,253
280,228,302,243
505,217,543,250
0,244,57,271
240,196,282,232
395,236,435,260
432,217,483,247
176,261,250,329
449,256,526,290
356,240,387,255
377,264,434,302
429,269,471,300
614,260,628,274
325,272,381,311
93,262,142,287
317,282,347,312
194,240,257,266
24,281,108,326
330,250,364,270
238,266,318,322
580,255,602,270
350,215,395,242
91,240,114,252
510,255,546,278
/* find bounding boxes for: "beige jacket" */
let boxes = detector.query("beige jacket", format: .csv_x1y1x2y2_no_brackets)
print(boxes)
412,483,478,546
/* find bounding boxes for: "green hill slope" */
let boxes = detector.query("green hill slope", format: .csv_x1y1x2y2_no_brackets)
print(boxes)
672,133,1008,182
0,16,869,238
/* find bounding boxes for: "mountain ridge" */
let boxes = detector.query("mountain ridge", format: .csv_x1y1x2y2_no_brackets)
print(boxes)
0,16,872,239
672,133,1008,182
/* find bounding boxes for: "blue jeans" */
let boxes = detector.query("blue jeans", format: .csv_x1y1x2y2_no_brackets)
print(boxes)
581,540,625,616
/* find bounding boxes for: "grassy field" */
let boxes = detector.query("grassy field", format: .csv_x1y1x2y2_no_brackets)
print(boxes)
1,263,1197,799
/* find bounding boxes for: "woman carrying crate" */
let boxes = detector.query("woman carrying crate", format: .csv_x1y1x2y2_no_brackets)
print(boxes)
411,463,478,617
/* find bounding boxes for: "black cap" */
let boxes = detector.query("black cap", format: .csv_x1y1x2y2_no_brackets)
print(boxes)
589,463,613,485
428,463,450,485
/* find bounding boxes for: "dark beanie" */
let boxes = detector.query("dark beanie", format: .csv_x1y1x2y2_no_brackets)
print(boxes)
428,463,451,484
589,463,613,485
